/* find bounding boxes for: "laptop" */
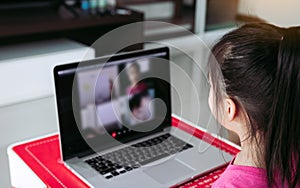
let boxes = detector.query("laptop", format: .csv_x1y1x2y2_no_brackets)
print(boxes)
53,47,232,188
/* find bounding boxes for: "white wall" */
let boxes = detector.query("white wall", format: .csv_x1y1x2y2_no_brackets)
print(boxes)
145,28,233,136
0,39,95,107
238,0,300,27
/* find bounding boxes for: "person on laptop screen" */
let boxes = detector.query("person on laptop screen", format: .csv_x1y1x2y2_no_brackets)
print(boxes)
125,61,154,124
126,61,148,96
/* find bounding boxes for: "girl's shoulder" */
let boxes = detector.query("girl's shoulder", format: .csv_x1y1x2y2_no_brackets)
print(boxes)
212,163,268,188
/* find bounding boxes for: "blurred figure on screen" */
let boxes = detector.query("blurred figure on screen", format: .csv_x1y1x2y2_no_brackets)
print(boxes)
126,62,148,95
129,91,152,123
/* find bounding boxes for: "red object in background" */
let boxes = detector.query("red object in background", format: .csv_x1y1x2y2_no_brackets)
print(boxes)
12,117,240,188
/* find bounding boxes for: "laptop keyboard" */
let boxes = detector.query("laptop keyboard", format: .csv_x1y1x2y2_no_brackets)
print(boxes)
85,133,193,179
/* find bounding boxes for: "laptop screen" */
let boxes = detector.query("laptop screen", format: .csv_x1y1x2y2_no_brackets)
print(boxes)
54,47,171,160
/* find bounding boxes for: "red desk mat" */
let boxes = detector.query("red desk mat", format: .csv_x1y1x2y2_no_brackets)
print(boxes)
13,117,240,188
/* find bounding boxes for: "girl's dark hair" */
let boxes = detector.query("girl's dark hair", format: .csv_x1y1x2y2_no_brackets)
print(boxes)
208,23,300,187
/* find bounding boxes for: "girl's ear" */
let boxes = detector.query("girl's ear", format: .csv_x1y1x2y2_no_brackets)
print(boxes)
225,98,237,122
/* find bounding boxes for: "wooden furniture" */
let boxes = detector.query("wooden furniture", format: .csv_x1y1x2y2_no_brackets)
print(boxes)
117,0,183,18
116,0,196,37
0,6,144,56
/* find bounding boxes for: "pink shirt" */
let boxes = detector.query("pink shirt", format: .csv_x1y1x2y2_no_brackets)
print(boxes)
126,82,148,96
212,160,267,188
212,157,300,188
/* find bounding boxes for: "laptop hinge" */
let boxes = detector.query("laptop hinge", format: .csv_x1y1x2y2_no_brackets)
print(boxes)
163,127,172,132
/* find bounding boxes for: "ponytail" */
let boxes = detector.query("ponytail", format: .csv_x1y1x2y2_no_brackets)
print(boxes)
265,27,300,187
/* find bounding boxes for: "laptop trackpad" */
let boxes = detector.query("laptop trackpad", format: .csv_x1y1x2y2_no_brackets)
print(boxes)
144,159,194,184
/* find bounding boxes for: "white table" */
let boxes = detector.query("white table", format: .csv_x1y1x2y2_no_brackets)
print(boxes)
1,97,58,188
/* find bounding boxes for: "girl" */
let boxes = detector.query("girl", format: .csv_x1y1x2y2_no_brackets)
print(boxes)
208,23,300,187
